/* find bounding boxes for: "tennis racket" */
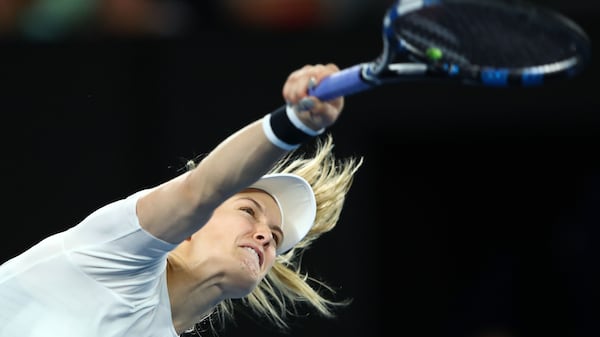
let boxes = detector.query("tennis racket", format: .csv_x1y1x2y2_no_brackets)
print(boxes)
309,0,592,101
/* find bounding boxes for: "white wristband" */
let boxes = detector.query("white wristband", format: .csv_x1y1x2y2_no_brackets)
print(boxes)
286,105,326,136
262,113,301,151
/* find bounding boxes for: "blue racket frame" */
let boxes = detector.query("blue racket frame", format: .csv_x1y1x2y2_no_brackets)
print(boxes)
308,0,591,101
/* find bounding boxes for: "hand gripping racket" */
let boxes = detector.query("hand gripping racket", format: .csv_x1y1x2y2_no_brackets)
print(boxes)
309,0,592,101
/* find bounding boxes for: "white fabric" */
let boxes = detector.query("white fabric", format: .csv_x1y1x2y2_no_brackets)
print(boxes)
0,189,179,337
261,113,300,151
286,104,325,136
249,174,316,254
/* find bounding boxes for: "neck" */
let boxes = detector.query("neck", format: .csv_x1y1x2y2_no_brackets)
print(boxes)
166,253,225,334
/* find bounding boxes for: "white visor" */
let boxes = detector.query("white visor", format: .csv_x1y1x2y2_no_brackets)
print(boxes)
248,173,316,254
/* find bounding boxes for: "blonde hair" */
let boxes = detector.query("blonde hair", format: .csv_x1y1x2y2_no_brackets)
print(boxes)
203,133,363,333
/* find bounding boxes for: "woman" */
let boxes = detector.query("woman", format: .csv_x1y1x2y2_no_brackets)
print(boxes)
0,63,363,337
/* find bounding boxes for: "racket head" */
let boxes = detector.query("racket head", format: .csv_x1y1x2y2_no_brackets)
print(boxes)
381,0,592,86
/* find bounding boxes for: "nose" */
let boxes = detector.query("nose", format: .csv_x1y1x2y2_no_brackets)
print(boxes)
254,224,274,247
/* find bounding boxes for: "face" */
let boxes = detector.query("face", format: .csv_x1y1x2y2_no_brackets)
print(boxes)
182,188,283,298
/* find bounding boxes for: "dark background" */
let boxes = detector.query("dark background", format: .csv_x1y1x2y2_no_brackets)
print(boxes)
1,1,598,337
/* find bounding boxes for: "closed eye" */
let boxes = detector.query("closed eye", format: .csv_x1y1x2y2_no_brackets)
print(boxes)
240,206,256,217
272,232,281,246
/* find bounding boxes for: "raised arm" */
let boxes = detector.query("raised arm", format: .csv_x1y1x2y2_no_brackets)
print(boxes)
136,63,343,244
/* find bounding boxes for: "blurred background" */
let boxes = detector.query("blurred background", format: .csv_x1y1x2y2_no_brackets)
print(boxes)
1,1,598,337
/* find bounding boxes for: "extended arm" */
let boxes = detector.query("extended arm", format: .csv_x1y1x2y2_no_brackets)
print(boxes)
137,63,343,244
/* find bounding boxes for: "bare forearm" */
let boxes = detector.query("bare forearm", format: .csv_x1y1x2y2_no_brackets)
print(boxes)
137,118,287,243
189,119,287,206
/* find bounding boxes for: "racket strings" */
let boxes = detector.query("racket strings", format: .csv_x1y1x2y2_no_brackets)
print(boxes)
393,1,585,68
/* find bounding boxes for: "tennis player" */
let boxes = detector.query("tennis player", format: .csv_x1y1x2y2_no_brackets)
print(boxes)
0,63,363,337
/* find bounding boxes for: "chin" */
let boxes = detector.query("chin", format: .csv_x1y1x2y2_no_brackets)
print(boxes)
228,281,259,299
227,267,263,298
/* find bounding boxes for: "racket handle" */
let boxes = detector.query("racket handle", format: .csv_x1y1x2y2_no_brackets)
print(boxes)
308,64,374,101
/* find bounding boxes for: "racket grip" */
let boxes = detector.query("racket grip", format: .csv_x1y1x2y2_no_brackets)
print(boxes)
308,64,374,101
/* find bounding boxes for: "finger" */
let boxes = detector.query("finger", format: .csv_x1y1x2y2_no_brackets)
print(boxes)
308,76,317,90
297,97,316,112
283,72,314,103
310,63,339,84
283,64,339,104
